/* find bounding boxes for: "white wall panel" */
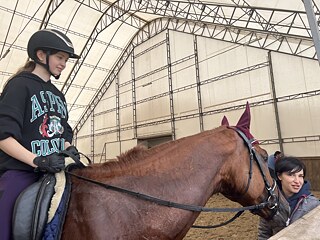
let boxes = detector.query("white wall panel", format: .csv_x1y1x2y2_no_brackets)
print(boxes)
197,38,271,110
169,31,194,61
173,88,199,116
197,38,267,77
94,135,108,155
107,132,119,142
135,72,168,101
134,32,167,78
119,107,133,126
272,52,320,97
203,114,226,131
95,95,116,115
135,31,166,55
136,97,170,122
278,98,320,138
76,113,94,156
200,70,270,111
137,123,172,138
172,59,196,89
119,57,133,84
135,70,169,94
120,129,135,140
250,104,279,140
98,81,116,106
104,142,121,161
95,112,117,132
121,139,138,153
76,138,91,156
119,87,132,107
75,89,95,106
284,141,320,157
77,113,93,136
98,79,117,99
175,118,200,139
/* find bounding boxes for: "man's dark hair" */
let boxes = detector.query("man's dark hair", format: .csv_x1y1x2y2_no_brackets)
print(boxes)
274,151,281,157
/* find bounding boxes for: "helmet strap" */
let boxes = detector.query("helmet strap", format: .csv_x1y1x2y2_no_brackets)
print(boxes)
35,50,61,80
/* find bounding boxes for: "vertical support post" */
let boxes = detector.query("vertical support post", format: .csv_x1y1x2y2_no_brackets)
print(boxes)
166,30,176,140
303,0,320,64
73,128,78,152
99,143,106,163
268,51,283,153
131,50,137,138
115,74,121,154
193,36,204,132
91,113,95,163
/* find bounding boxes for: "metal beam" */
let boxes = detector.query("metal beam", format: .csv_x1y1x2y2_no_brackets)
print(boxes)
61,0,146,95
267,51,283,153
303,0,320,64
166,30,176,140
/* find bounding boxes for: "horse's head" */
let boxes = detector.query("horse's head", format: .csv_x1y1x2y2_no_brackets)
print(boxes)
220,102,289,222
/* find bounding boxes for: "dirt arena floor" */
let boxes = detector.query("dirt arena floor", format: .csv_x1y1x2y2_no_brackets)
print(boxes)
184,192,320,240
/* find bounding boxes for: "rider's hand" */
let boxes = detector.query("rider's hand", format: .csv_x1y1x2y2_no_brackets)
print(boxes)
65,145,80,162
33,153,65,173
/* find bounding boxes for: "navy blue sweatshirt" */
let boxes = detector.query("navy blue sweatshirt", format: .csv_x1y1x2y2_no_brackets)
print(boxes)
0,72,73,173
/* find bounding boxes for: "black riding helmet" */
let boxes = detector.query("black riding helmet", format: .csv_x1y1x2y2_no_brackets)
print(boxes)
27,29,80,79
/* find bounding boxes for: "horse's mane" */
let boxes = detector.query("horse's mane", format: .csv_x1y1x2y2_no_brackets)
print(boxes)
76,137,183,178
116,139,177,162
77,127,223,178
116,127,221,163
115,144,150,163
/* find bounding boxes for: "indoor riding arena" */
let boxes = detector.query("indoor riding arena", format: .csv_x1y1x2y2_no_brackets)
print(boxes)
1,0,320,239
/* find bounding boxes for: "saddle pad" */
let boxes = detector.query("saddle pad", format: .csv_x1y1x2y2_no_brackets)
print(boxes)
42,184,70,240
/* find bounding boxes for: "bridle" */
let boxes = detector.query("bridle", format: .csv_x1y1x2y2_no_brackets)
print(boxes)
64,127,280,229
231,127,280,219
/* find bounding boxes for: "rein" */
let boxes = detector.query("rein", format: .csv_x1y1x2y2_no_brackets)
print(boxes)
65,169,269,228
65,170,269,213
65,127,278,229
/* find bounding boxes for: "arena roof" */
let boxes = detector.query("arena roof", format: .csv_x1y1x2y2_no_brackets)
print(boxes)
0,0,319,132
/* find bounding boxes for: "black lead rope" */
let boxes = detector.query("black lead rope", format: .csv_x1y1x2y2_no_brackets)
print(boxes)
192,211,244,229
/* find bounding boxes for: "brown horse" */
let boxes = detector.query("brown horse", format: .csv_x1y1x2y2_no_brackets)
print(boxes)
61,104,289,240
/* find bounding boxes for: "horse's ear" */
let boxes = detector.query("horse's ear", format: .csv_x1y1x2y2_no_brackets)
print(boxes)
236,102,251,129
235,102,258,144
221,116,229,126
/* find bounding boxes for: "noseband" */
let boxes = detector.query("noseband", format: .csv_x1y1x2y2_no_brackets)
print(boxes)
232,127,279,219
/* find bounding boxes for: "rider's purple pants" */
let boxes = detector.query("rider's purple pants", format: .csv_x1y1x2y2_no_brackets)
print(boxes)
0,170,38,240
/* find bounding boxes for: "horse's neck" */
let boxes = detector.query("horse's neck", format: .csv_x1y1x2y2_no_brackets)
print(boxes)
109,131,228,204
65,128,237,240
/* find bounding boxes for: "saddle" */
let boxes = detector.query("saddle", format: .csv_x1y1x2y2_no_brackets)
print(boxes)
12,151,89,240
12,173,57,240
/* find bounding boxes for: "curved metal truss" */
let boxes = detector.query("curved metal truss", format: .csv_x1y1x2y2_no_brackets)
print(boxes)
73,14,318,133
14,0,320,135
